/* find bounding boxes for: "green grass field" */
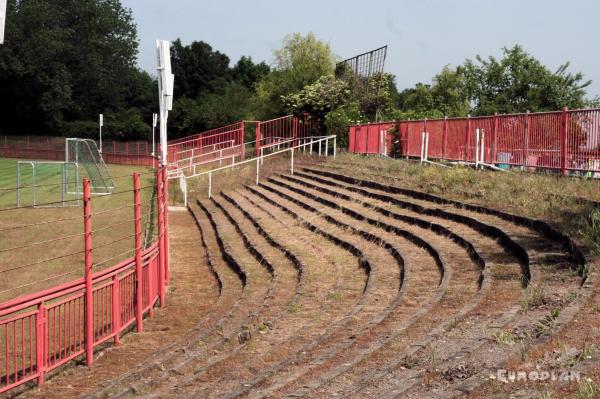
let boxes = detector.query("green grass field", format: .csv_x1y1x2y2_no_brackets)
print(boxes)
0,158,157,302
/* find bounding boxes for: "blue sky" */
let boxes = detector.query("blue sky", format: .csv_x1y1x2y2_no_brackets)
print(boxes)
122,0,600,98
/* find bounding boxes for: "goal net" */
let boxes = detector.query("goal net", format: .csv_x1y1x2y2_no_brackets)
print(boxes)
65,138,115,195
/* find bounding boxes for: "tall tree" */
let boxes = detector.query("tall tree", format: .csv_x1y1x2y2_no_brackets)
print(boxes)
252,32,337,119
462,45,590,115
0,0,153,136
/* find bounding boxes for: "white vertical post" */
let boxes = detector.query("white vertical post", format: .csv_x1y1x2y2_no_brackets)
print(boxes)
475,129,480,168
333,137,337,158
425,133,429,161
152,113,157,156
260,147,264,165
318,140,322,156
310,138,313,155
291,148,294,174
99,114,103,153
325,138,328,157
208,172,212,199
256,157,260,185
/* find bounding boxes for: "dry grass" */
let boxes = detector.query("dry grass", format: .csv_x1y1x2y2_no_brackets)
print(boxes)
322,154,600,255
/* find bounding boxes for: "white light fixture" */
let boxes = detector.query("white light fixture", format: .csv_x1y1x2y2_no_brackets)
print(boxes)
156,40,174,166
0,0,7,44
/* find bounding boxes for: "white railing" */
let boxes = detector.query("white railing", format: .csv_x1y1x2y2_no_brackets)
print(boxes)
172,135,337,205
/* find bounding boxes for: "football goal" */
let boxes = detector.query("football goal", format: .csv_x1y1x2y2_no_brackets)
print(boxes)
16,161,80,207
65,138,115,195
15,138,116,208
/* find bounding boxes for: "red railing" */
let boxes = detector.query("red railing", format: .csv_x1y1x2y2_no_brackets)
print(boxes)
0,167,169,393
348,108,600,175
0,136,157,167
256,115,322,157
167,122,247,171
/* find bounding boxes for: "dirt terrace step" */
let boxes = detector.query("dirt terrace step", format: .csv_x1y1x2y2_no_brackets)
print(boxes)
179,188,371,398
208,183,409,399
142,194,309,398
238,182,446,395
263,174,489,397
296,168,577,397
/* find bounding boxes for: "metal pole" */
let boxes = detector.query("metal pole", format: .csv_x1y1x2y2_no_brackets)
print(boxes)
319,140,322,156
16,164,20,207
256,157,260,185
156,168,165,307
32,164,36,207
291,148,294,175
208,172,212,199
475,129,480,168
261,147,264,165
83,179,93,366
133,173,143,332
310,138,313,155
333,137,337,158
325,137,328,157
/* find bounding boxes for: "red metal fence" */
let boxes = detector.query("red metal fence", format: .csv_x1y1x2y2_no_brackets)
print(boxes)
348,108,600,175
255,115,322,157
0,167,170,393
0,136,157,167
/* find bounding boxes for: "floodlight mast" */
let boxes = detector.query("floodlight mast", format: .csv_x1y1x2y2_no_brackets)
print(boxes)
0,0,7,44
156,40,174,166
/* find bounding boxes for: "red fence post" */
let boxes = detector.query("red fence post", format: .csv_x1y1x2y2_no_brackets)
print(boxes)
157,167,165,307
442,116,448,160
492,113,499,163
523,110,530,169
35,303,47,385
83,179,93,367
466,115,472,162
111,274,121,345
162,167,170,285
560,107,569,176
133,173,143,332
293,117,298,147
256,123,261,158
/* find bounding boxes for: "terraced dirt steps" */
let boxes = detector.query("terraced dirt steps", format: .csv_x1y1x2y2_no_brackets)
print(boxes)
121,188,376,398
288,168,586,398
172,183,414,398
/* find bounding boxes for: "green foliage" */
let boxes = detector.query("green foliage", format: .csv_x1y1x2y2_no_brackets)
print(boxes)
170,84,252,138
396,45,593,119
252,32,337,119
462,45,590,115
167,40,270,137
324,102,364,148
0,0,153,137
282,75,350,118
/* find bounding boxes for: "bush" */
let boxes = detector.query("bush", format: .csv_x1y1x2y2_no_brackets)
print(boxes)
324,102,363,149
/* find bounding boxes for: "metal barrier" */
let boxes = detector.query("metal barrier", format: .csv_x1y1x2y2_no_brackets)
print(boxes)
173,135,337,205
349,107,600,176
0,136,157,167
0,167,170,394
